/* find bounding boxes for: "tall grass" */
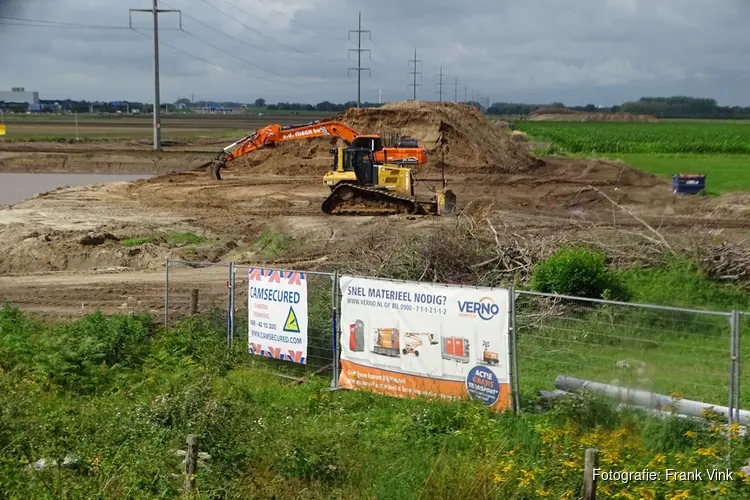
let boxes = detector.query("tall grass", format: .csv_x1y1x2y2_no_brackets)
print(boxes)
2,304,749,498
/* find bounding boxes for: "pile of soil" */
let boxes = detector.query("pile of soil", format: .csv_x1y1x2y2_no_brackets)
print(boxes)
231,101,540,175
340,101,540,173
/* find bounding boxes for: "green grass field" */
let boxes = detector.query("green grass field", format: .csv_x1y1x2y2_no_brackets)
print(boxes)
513,121,750,194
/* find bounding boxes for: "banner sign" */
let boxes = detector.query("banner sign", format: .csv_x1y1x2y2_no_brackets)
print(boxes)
248,267,308,364
338,276,512,411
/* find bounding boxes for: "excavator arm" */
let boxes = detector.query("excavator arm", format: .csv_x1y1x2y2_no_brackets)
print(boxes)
203,118,427,180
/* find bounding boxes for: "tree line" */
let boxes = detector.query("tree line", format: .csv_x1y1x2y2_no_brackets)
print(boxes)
5,95,750,120
486,96,750,119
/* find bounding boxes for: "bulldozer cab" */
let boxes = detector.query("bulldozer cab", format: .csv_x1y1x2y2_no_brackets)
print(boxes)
330,147,378,186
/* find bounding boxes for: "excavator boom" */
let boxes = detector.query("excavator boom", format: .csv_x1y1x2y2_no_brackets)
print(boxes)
203,118,427,180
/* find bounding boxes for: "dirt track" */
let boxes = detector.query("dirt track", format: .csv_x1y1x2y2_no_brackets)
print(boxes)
2,102,748,318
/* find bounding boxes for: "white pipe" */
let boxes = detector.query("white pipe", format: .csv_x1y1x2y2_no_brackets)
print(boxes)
555,376,750,426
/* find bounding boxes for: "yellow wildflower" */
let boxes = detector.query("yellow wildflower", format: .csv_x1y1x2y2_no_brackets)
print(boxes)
562,459,578,469
535,488,552,497
684,431,697,439
560,489,574,500
518,469,535,488
695,447,719,459
636,487,655,500
647,453,666,468
666,490,690,500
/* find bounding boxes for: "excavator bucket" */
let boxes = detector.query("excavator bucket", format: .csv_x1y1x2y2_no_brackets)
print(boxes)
207,160,223,181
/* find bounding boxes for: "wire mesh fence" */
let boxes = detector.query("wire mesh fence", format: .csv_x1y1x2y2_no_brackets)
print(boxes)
165,260,232,328
514,291,733,416
162,261,745,419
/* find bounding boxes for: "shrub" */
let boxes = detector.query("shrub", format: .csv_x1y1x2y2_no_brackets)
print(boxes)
530,246,627,300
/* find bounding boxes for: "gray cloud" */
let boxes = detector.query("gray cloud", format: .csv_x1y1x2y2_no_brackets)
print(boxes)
0,0,749,105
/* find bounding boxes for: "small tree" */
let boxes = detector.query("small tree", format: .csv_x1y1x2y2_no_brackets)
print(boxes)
530,246,628,300
254,98,266,108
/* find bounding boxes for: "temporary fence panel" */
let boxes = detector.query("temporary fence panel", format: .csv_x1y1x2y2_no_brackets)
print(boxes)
233,266,335,375
338,275,513,412
739,311,748,412
164,260,232,328
514,291,733,416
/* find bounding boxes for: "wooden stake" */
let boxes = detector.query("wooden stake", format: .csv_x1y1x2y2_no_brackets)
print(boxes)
190,289,199,315
184,434,199,494
584,448,599,500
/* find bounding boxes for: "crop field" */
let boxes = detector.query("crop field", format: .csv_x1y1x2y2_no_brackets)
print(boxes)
514,121,750,154
514,120,750,193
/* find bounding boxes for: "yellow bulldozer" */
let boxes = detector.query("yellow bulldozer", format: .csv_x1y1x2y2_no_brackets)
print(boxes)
321,146,456,216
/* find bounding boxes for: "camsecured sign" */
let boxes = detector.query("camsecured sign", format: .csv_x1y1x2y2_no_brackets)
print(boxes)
248,267,308,364
338,275,512,411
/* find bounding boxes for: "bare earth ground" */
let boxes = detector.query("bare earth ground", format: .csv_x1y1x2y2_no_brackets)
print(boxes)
2,106,749,318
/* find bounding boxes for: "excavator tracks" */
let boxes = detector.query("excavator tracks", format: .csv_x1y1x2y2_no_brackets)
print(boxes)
322,183,432,216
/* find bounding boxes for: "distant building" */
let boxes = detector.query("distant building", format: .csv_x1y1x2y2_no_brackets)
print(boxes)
0,87,40,105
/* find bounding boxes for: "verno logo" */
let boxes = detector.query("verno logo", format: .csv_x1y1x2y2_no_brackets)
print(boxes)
457,296,499,321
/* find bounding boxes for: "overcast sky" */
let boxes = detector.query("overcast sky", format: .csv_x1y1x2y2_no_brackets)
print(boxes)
1,0,749,106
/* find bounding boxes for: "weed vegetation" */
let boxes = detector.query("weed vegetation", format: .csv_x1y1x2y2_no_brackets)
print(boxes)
1,305,749,499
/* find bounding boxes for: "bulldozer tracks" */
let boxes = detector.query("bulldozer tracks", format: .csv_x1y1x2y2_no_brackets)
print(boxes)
321,183,425,216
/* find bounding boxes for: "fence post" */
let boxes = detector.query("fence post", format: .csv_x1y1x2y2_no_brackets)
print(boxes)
164,258,170,327
226,263,233,348
729,312,736,425
510,288,520,414
231,263,237,348
184,434,199,494
732,310,741,420
190,289,199,316
331,270,339,389
583,448,599,500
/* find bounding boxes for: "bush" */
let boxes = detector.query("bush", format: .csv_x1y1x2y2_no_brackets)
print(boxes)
530,246,627,300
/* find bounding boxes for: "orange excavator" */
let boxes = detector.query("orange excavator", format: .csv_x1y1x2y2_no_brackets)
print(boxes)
201,118,428,180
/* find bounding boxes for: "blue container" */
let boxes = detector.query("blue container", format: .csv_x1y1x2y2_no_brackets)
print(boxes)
672,174,706,195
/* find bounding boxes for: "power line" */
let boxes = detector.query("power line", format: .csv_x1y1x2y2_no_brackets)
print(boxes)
0,15,147,30
408,49,422,101
252,0,344,41
181,29,291,79
202,0,343,62
129,1,182,151
436,66,445,103
348,11,371,108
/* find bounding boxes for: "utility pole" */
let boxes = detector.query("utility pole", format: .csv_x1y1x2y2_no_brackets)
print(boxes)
464,84,467,103
408,49,422,101
130,1,181,151
453,76,459,102
348,12,371,108
436,66,445,102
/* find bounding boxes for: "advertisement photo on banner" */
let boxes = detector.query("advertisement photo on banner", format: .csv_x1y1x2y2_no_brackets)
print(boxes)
338,275,512,411
247,267,309,364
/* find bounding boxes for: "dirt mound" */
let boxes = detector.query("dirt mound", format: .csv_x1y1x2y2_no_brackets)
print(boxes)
339,101,540,173
528,109,658,122
230,139,341,175
468,158,664,188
